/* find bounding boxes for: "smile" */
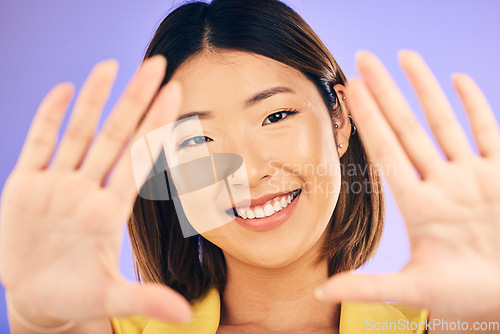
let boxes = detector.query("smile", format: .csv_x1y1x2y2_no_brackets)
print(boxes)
231,189,301,219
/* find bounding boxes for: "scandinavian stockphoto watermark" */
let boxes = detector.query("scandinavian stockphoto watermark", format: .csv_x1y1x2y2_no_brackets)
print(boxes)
366,318,500,332
266,160,396,196
131,115,251,238
130,116,396,237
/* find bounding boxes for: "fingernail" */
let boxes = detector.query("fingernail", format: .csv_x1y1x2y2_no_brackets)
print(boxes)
104,59,120,76
397,49,410,58
181,311,193,324
355,50,369,61
450,72,465,80
178,302,193,324
398,49,420,62
348,77,360,84
167,80,182,92
314,286,327,302
146,55,167,69
101,58,119,66
94,59,119,76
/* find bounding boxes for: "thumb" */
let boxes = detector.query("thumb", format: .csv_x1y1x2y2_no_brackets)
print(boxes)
315,271,422,307
106,280,193,323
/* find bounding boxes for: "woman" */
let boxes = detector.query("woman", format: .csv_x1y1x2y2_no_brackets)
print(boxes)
1,0,499,333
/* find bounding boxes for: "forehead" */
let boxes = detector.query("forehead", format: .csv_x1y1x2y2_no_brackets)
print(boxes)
170,50,320,109
172,50,304,82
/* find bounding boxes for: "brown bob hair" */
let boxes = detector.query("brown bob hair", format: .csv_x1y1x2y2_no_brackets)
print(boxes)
129,0,384,303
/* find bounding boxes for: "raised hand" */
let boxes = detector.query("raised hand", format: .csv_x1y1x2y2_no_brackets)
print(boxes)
0,56,192,329
318,51,500,321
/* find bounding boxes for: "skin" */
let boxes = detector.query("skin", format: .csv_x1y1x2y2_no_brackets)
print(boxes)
0,50,498,334
320,51,500,331
169,50,351,332
0,57,193,333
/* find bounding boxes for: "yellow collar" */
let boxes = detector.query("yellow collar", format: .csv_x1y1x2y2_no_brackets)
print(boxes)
113,288,428,334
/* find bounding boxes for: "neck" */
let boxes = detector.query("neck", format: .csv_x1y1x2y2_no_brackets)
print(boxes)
219,242,340,333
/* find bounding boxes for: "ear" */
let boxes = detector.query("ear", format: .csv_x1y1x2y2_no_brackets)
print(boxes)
333,84,352,158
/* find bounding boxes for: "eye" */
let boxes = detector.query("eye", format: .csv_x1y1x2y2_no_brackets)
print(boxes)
263,108,298,125
178,136,213,149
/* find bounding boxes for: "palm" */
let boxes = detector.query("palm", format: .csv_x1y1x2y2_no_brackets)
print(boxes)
321,51,500,321
1,170,123,319
0,57,191,325
398,156,500,318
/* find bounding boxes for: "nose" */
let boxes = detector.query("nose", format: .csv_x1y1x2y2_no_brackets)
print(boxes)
221,133,275,190
211,152,244,181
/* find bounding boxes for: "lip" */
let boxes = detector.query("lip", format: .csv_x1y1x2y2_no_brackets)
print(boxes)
232,189,301,232
230,189,297,210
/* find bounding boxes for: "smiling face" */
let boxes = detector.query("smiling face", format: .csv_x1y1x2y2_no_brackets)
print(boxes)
169,50,343,268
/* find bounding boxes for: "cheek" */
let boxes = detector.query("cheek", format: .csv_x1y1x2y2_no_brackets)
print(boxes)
291,114,342,227
296,118,337,164
176,182,229,236
285,114,340,191
200,117,342,266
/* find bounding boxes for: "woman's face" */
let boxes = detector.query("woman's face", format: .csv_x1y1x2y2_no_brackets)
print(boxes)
169,51,343,268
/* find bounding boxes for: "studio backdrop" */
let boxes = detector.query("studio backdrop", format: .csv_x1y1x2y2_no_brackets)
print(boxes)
0,0,499,332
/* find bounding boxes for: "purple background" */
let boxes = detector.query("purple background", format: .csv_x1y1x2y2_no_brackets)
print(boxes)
1,0,499,331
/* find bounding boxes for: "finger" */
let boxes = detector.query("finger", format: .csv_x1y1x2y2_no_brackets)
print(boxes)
106,280,192,323
452,73,500,158
399,50,474,161
315,272,422,308
355,51,443,178
51,60,119,169
108,81,182,205
80,55,167,183
16,83,75,171
348,78,419,197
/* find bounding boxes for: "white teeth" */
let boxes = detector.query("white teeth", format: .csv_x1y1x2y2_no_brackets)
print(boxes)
264,204,275,216
254,207,265,218
234,190,300,220
247,209,255,219
238,209,247,219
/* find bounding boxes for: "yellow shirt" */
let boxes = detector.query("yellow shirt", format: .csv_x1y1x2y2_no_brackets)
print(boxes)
111,288,429,334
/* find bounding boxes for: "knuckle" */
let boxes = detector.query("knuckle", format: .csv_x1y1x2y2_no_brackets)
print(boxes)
28,134,54,149
80,93,103,111
373,142,396,161
101,122,128,144
394,115,420,140
64,125,92,143
429,113,456,135
37,112,61,128
123,87,148,109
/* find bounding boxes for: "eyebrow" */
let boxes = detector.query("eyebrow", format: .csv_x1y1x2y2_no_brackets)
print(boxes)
173,86,296,126
173,111,213,129
244,86,296,108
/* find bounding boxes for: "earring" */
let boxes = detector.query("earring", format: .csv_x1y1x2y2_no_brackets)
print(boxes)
348,115,357,135
339,144,343,148
334,124,339,128
342,96,346,101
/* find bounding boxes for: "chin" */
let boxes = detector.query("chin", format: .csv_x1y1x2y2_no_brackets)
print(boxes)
241,240,318,269
253,252,300,268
